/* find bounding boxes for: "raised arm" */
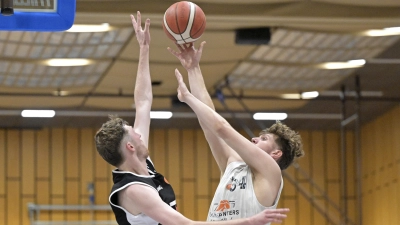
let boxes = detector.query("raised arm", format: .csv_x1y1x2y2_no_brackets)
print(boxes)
168,42,240,173
131,12,152,148
174,69,281,178
121,184,288,225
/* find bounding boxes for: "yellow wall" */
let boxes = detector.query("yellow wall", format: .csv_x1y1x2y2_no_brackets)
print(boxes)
0,106,399,224
361,106,400,225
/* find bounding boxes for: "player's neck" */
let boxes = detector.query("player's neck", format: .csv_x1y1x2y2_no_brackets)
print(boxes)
119,157,149,175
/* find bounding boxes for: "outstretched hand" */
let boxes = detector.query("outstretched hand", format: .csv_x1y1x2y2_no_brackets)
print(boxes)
168,41,206,70
250,208,289,224
175,69,191,103
130,11,150,46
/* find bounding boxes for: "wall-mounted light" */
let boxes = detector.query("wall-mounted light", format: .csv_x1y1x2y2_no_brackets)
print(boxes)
21,110,55,118
301,91,319,99
281,91,319,99
52,90,69,96
44,58,93,67
316,59,366,69
66,23,112,32
361,27,400,37
253,113,287,120
150,111,173,119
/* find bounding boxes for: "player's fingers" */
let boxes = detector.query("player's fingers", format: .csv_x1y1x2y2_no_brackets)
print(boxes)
130,15,137,27
177,44,185,52
267,213,287,219
167,47,179,57
198,41,206,52
144,18,150,31
175,68,183,82
136,11,141,29
274,208,290,213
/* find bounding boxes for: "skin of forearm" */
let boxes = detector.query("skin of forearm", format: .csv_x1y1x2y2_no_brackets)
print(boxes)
187,66,215,110
135,45,152,105
185,93,230,139
190,218,251,225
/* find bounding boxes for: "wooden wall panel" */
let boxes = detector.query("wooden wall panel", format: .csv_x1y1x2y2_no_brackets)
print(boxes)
327,182,340,219
36,180,50,220
36,128,50,179
7,180,20,225
393,107,400,225
22,130,35,196
298,131,311,177
66,129,79,179
1,106,399,225
297,182,311,225
50,197,64,221
326,131,340,181
182,181,195,220
80,128,95,204
0,130,4,196
167,129,181,196
94,134,108,180
66,181,79,221
94,179,109,205
0,197,5,225
281,198,296,225
345,131,356,223
94,180,109,220
311,131,325,196
282,167,296,197
195,130,210,197
313,199,327,225
182,129,195,179
345,132,355,197
50,128,64,196
151,129,167,174
7,130,20,178
22,197,34,225
360,106,400,225
197,198,210,221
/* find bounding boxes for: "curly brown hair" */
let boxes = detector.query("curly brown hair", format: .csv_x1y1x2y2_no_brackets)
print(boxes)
94,115,129,167
260,121,304,170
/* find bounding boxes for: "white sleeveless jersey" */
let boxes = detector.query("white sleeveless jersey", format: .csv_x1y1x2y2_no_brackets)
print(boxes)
207,161,283,224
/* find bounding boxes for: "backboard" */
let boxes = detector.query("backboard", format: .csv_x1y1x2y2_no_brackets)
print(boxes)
0,0,76,31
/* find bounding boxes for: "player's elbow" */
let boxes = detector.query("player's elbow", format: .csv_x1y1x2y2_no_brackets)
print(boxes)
135,97,152,108
214,119,232,139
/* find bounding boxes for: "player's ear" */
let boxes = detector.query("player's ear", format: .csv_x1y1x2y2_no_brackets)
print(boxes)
271,149,282,160
126,142,135,153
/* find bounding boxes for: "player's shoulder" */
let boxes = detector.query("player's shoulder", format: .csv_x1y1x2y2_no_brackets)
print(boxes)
124,182,158,197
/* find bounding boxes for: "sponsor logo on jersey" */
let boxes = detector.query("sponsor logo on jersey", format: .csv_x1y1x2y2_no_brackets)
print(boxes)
226,176,247,192
209,200,239,219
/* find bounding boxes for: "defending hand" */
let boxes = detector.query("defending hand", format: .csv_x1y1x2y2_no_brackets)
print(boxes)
175,69,191,103
130,11,151,46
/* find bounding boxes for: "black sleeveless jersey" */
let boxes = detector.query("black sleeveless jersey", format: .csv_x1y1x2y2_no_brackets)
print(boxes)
109,158,177,225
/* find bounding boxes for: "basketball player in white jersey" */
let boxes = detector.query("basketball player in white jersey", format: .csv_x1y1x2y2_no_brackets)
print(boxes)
95,11,289,225
169,43,304,223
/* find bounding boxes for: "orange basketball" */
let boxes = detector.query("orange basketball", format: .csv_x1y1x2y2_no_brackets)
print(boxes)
162,1,206,44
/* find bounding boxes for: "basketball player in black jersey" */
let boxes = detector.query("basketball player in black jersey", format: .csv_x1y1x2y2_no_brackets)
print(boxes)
94,11,289,225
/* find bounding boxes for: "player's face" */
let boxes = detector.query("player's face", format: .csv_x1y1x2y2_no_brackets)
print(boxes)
124,125,142,146
251,133,278,155
123,125,149,157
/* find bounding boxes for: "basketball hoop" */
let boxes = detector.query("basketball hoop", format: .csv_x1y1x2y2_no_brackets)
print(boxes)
1,0,14,16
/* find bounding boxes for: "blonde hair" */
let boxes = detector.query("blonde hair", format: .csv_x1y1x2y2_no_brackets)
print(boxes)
260,121,304,170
